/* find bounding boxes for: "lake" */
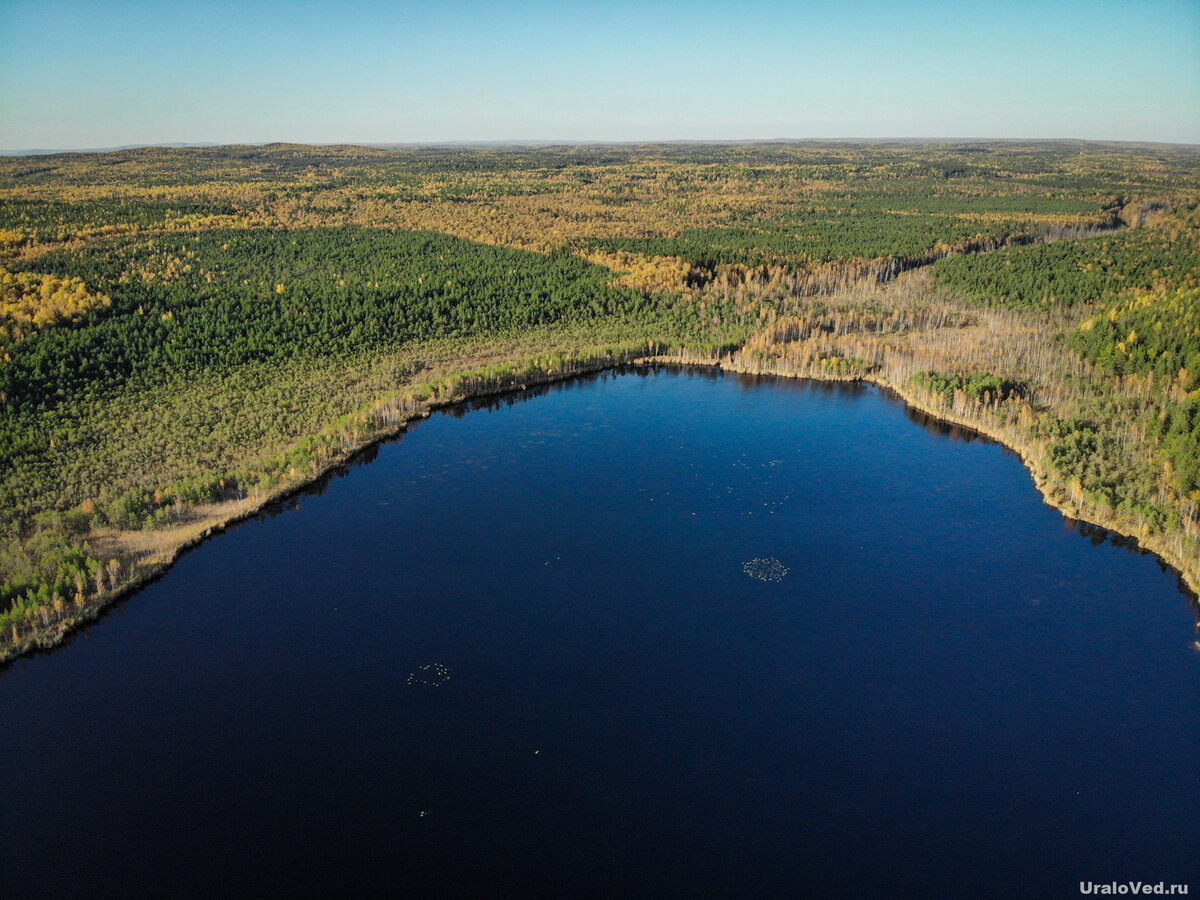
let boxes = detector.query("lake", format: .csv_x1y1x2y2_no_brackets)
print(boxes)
2,368,1197,898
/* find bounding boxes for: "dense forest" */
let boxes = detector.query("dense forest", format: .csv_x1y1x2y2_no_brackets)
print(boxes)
1,140,1197,654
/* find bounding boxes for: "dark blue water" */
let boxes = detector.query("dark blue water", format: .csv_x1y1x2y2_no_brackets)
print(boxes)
3,370,1198,899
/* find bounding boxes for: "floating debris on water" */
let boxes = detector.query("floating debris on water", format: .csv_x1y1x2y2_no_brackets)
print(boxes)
743,557,789,582
407,663,452,686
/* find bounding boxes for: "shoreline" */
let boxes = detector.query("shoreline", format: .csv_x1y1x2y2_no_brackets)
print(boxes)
643,353,1200,603
0,357,620,664
4,354,1197,665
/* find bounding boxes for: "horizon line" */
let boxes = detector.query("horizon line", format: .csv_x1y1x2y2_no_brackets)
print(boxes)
4,136,1200,157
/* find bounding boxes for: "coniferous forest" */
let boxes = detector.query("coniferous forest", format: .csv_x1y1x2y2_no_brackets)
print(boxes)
1,140,1197,656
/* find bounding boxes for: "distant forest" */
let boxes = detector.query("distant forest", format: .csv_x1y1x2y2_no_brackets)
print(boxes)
0,140,1197,650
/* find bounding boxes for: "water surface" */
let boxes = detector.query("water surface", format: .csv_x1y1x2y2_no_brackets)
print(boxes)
3,370,1197,898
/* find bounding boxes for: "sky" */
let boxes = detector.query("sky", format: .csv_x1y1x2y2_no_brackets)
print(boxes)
1,0,1198,149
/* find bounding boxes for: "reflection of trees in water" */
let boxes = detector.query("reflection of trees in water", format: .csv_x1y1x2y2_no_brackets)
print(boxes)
441,367,641,419
902,404,985,443
1072,521,1199,609
743,557,789,582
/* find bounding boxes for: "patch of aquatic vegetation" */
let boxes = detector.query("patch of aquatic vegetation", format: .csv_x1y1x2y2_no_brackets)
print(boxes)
743,557,789,582
406,663,452,686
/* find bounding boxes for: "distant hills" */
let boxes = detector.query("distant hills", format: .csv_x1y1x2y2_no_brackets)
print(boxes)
3,138,1197,157
0,142,221,156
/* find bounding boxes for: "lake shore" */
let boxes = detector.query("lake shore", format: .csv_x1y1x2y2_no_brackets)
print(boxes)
3,352,1197,665
643,352,1200,605
0,354,620,663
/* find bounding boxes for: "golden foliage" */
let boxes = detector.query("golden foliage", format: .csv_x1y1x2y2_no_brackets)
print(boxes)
578,249,696,294
0,266,110,342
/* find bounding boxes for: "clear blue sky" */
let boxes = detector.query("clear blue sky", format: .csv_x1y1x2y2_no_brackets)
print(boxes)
1,0,1197,149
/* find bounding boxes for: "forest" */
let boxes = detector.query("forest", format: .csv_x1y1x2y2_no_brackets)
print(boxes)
0,140,1197,655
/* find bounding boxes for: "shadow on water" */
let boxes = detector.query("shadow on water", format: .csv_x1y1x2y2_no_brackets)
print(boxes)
1072,520,1200,607
437,364,650,419
729,368,869,398
1,434,396,674
902,402,1006,447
